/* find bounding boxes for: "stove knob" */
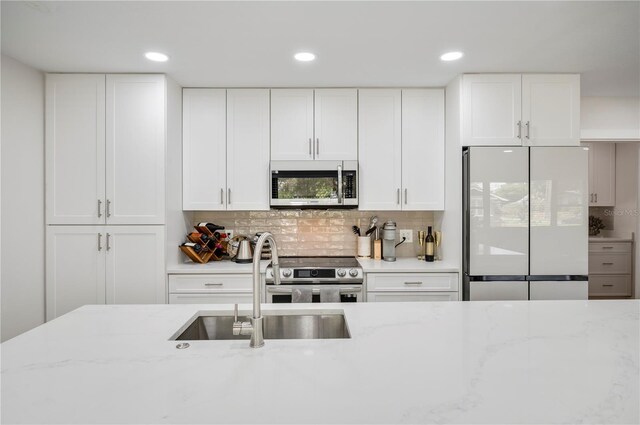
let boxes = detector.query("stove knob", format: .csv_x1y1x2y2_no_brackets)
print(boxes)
282,269,292,278
336,268,347,277
348,269,359,278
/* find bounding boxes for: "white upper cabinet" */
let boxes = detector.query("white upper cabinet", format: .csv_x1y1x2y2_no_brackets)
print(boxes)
227,89,270,210
182,89,270,211
358,89,402,210
522,75,580,146
46,74,165,225
359,89,445,211
401,89,445,210
46,74,106,224
586,142,616,206
106,75,165,224
462,74,580,147
313,89,357,160
462,74,522,147
271,89,357,161
271,89,314,160
182,89,227,210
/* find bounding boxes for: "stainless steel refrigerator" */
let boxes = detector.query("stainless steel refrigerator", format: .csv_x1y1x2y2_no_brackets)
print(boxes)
463,146,589,301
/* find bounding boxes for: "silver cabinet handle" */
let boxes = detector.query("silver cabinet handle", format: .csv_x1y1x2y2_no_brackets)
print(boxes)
204,282,223,286
106,233,111,251
602,246,614,250
220,188,224,205
525,121,530,139
602,262,614,265
316,138,319,157
397,188,400,205
337,164,343,204
98,233,102,251
308,138,312,157
602,284,614,287
404,281,423,285
589,194,593,203
98,200,103,218
106,199,111,217
595,193,597,203
228,188,231,205
404,188,408,205
517,121,522,139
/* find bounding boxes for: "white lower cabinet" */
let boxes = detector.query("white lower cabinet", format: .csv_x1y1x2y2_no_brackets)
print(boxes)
168,274,256,304
46,226,165,320
366,272,459,302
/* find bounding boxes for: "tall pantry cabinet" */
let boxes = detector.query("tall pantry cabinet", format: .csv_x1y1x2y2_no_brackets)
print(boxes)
45,74,168,320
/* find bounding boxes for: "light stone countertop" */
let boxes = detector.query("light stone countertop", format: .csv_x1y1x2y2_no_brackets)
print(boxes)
1,301,638,424
168,258,459,274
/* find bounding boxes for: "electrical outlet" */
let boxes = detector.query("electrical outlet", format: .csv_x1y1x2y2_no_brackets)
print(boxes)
399,229,413,243
225,230,234,240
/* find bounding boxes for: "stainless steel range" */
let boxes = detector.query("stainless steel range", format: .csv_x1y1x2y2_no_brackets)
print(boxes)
265,256,363,303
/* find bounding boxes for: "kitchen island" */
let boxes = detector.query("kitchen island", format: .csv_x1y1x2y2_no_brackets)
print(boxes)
2,301,638,424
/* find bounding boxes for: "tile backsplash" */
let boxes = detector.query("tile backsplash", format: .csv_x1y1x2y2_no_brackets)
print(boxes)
192,210,434,258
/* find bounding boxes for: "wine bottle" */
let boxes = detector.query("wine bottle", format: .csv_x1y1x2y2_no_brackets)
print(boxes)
425,226,435,262
196,222,224,234
181,242,202,253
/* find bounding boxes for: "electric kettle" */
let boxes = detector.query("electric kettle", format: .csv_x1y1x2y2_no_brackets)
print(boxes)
235,239,253,263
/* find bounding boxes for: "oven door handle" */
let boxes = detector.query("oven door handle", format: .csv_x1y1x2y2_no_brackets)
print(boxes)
266,287,362,294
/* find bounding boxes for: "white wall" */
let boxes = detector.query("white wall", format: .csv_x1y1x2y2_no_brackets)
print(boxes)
581,97,640,141
1,55,45,341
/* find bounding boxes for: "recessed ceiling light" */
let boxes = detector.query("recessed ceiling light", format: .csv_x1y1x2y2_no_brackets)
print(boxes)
440,51,464,61
145,52,169,62
294,52,316,62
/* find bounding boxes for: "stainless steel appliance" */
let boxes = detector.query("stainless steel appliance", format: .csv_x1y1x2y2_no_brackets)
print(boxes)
265,256,363,303
270,160,358,208
381,220,397,262
462,146,589,301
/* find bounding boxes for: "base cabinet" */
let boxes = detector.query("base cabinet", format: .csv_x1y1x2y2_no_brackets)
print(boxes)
168,274,256,304
366,272,459,302
46,226,165,320
588,240,633,297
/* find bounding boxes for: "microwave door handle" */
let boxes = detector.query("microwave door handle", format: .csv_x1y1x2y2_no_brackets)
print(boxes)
337,164,343,204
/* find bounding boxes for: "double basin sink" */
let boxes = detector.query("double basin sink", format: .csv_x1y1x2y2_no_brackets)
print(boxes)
171,310,350,341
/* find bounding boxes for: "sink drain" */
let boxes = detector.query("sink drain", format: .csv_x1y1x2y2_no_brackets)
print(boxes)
175,342,190,349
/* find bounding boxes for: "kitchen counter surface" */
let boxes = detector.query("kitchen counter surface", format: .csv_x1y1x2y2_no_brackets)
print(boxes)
2,301,638,424
589,236,634,242
357,257,459,273
167,260,271,274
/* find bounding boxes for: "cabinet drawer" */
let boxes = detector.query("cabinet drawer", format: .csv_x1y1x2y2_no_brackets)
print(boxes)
589,242,631,253
589,275,631,297
366,273,457,291
169,274,252,293
169,293,254,304
589,254,631,274
367,291,458,302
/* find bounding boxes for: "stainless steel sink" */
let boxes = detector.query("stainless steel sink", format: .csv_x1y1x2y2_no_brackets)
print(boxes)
171,310,350,340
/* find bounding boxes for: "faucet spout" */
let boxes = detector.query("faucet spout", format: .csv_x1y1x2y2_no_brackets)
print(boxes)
249,232,279,348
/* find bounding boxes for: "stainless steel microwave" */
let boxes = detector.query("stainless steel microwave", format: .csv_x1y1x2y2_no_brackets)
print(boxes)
270,160,358,208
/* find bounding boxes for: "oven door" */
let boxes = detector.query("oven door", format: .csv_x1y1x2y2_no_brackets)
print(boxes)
270,160,357,208
265,285,362,303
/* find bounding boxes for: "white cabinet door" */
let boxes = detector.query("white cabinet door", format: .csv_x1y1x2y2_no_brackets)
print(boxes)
462,74,522,146
401,89,445,210
467,147,529,275
227,89,270,210
588,142,616,206
105,226,165,304
106,75,165,224
529,147,588,276
182,88,227,210
313,89,357,160
522,74,580,146
271,89,314,160
358,89,402,210
46,74,106,224
46,226,105,320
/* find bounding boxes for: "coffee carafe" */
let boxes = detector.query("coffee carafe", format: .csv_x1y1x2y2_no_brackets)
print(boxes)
382,221,397,262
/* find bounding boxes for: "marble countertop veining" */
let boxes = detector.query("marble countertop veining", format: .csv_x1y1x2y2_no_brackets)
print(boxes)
1,301,638,424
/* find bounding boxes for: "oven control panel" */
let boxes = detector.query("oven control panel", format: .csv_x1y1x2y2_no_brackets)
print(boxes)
265,267,363,283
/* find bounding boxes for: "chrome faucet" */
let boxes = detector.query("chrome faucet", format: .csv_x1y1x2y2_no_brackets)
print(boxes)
232,232,280,348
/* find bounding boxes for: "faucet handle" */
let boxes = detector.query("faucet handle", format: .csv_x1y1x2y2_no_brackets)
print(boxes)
232,304,253,336
234,303,238,322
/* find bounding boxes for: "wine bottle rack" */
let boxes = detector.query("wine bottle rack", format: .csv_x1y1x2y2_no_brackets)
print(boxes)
179,225,228,263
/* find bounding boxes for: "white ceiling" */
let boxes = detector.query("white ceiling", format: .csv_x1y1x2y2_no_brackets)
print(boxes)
2,1,639,96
